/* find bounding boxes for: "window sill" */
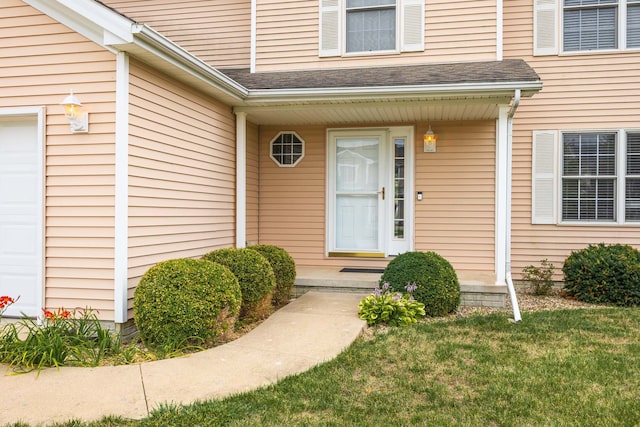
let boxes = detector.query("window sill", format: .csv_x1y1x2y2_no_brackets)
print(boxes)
558,47,640,56
342,49,401,58
557,221,640,227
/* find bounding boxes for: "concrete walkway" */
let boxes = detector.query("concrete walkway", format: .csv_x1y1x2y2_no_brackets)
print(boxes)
0,292,367,426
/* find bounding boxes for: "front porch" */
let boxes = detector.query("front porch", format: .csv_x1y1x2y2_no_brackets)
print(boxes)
294,266,507,308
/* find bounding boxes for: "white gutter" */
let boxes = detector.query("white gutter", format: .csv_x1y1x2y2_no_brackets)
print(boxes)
506,89,522,322
130,24,248,100
245,81,542,104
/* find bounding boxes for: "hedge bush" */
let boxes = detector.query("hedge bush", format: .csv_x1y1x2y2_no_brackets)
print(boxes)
202,248,276,319
380,251,460,317
562,243,640,306
249,245,296,306
133,258,241,350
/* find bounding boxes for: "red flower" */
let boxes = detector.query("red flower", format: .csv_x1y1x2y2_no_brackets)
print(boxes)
0,295,16,310
42,307,72,321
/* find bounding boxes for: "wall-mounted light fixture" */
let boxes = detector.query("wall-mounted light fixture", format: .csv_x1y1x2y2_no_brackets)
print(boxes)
60,91,89,133
423,125,437,152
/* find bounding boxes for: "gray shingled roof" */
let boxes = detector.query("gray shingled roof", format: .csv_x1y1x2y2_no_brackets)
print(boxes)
220,59,540,91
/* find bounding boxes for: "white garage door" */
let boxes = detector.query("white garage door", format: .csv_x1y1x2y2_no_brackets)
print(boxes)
0,114,43,317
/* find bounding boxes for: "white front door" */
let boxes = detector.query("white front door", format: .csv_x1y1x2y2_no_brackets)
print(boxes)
0,113,43,317
328,127,413,257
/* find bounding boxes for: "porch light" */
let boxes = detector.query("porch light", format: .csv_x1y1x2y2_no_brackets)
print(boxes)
423,125,437,152
60,90,89,133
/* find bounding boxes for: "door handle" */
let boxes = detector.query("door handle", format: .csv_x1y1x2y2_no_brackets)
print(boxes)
381,187,385,200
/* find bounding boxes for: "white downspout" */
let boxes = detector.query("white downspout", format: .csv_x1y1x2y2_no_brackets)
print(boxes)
250,0,257,73
506,89,521,322
496,0,503,61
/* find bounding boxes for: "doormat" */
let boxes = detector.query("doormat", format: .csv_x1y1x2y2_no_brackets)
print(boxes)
339,267,385,274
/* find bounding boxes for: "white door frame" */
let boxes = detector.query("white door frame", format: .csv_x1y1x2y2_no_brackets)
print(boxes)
326,126,414,257
0,107,45,317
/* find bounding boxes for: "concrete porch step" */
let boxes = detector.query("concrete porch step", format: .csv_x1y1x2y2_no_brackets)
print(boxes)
294,266,507,308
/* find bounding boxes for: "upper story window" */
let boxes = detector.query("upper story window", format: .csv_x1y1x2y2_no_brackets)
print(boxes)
346,0,396,53
563,0,618,51
320,0,424,57
534,0,640,54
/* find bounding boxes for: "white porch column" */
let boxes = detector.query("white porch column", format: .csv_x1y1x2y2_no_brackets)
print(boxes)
114,52,129,323
495,105,509,285
235,111,247,248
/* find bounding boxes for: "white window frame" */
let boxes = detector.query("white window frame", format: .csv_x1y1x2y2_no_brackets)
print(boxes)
559,131,619,223
533,129,640,225
344,0,399,55
319,0,424,57
269,131,305,167
534,0,640,55
561,0,640,53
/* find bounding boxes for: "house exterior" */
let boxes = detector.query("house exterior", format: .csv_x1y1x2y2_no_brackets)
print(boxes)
0,0,638,329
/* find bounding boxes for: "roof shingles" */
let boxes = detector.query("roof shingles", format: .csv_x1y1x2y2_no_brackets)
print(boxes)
220,59,540,91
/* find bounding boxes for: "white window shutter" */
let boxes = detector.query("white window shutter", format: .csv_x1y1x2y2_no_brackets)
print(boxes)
401,0,425,52
319,0,340,57
532,131,558,224
534,0,558,55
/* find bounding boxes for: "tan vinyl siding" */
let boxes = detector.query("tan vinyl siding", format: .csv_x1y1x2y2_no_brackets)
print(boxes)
504,0,640,279
105,0,251,68
258,122,496,274
255,0,497,72
0,0,117,317
414,121,496,275
127,59,237,301
258,126,331,266
247,122,260,244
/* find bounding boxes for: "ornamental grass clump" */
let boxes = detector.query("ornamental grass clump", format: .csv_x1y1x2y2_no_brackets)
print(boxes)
248,244,296,306
134,258,242,351
358,282,426,326
202,248,275,320
0,306,118,372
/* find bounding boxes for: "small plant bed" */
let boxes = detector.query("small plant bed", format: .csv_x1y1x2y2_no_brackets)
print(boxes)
0,301,279,372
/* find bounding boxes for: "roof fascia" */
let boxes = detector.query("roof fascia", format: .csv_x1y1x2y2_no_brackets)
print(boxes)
243,81,543,105
23,0,133,48
23,0,248,101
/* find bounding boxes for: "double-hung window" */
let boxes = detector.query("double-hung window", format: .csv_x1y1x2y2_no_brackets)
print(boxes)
563,0,618,51
534,0,640,54
346,0,396,53
533,130,640,224
561,133,616,221
626,133,640,220
319,0,424,57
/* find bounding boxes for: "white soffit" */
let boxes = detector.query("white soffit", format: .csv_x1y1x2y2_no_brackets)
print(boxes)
236,97,512,125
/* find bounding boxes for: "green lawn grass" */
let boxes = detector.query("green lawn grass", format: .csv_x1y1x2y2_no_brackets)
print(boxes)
17,307,640,427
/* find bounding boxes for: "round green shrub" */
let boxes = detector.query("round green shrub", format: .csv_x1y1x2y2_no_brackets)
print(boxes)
562,243,640,306
380,251,460,317
202,248,276,319
248,245,296,306
133,258,241,349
